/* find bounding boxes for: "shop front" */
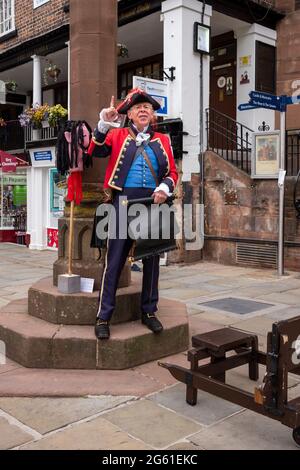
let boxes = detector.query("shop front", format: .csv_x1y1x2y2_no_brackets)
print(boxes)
27,147,66,251
0,151,29,244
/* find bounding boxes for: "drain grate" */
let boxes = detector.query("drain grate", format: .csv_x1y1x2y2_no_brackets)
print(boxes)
236,242,277,268
199,297,274,315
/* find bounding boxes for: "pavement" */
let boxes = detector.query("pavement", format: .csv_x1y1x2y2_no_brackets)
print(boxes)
0,242,300,450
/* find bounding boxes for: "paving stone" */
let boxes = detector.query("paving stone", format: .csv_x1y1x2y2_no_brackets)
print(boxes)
231,315,275,337
103,399,202,448
200,297,274,315
166,441,204,450
20,417,151,450
187,310,235,326
190,409,299,450
150,383,242,426
257,292,300,305
266,306,300,321
0,396,134,434
0,417,33,450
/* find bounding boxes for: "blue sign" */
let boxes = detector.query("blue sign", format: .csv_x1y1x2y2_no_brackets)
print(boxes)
248,91,283,111
283,94,300,106
238,103,260,111
34,151,52,162
152,94,168,116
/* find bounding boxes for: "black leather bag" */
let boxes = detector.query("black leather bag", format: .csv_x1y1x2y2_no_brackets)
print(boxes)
127,196,180,261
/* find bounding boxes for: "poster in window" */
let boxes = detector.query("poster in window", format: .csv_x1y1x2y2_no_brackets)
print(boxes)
49,168,66,213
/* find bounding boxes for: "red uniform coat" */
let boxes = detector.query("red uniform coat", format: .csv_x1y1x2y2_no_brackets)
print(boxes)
88,127,178,193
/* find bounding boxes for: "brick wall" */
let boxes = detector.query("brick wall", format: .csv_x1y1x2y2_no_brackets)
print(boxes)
0,0,69,52
204,151,300,272
276,1,300,129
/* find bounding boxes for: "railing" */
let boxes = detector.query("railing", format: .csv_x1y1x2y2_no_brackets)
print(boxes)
25,125,58,143
0,120,25,152
286,130,300,176
206,108,253,174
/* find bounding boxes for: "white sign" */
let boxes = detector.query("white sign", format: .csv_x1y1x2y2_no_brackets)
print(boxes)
133,76,169,117
29,147,55,168
80,277,95,294
217,76,226,89
0,80,6,104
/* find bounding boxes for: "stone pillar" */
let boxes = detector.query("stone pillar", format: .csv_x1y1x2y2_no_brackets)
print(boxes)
235,24,277,131
53,0,130,289
162,0,212,183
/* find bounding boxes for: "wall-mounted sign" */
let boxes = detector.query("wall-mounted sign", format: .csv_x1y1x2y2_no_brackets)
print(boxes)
217,76,226,89
29,147,55,168
226,77,233,95
193,22,211,55
133,76,169,116
0,151,17,173
240,71,250,85
239,55,252,67
252,131,280,179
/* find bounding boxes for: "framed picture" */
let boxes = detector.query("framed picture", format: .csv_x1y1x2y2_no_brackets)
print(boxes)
193,22,211,55
251,131,280,179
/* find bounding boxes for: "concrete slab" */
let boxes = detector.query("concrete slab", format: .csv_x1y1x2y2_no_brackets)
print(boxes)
190,409,299,450
0,416,33,450
0,396,134,434
103,399,202,448
0,358,22,375
19,417,151,450
150,383,242,426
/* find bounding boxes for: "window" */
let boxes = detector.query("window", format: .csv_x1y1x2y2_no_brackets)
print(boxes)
0,0,15,37
118,54,163,99
33,0,49,8
256,41,276,94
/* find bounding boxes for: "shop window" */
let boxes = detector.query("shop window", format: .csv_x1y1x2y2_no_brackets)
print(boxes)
0,0,15,37
118,54,163,99
0,171,27,233
256,41,276,94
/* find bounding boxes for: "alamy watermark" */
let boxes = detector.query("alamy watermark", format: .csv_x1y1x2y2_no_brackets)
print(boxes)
0,340,6,365
96,198,204,251
292,335,300,366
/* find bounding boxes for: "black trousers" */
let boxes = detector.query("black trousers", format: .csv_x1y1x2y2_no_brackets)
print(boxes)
97,188,160,322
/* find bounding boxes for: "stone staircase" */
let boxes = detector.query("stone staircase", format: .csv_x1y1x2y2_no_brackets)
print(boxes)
0,276,189,370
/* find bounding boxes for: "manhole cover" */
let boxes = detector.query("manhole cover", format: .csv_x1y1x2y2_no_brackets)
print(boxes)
199,297,274,315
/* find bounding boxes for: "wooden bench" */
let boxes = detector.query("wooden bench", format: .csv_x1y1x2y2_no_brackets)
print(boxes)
160,317,300,446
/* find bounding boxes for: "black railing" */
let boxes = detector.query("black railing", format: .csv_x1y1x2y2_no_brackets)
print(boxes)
286,130,300,176
0,120,25,152
206,108,253,174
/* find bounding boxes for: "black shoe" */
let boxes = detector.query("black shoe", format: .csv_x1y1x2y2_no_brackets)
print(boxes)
95,319,110,340
141,313,163,334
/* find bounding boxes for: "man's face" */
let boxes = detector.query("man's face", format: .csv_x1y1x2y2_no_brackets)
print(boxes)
127,102,154,130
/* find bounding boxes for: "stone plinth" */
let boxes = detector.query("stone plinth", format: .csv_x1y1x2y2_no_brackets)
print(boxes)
0,298,189,370
28,277,141,325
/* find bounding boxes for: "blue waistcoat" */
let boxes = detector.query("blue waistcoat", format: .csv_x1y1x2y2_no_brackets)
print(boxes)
124,145,159,189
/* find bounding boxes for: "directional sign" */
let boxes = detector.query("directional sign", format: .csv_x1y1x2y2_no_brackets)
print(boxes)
238,103,260,111
283,95,300,106
249,91,283,111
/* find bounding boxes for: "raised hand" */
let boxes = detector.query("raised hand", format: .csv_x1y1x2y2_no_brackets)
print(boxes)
104,96,119,122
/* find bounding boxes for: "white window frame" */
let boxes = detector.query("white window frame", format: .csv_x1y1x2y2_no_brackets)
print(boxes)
33,0,50,9
0,0,15,37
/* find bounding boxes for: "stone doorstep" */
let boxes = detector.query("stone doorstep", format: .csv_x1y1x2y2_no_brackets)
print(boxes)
28,277,142,325
0,298,189,370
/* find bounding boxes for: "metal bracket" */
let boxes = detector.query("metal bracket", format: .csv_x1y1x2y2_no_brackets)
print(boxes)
163,67,176,81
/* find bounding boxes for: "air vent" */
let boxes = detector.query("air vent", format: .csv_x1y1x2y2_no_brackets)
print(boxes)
236,243,277,268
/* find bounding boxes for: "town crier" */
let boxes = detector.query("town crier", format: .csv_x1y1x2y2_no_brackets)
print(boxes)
88,88,178,340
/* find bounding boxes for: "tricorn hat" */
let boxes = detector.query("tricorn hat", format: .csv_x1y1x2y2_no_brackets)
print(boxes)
116,88,161,114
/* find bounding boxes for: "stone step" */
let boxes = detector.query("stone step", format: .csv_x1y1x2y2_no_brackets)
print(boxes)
0,299,189,370
28,277,141,325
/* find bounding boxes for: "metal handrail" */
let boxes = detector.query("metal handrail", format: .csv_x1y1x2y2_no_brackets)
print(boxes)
206,108,253,175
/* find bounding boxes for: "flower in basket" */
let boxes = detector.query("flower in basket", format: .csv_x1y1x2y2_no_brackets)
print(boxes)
18,103,50,128
48,104,68,127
